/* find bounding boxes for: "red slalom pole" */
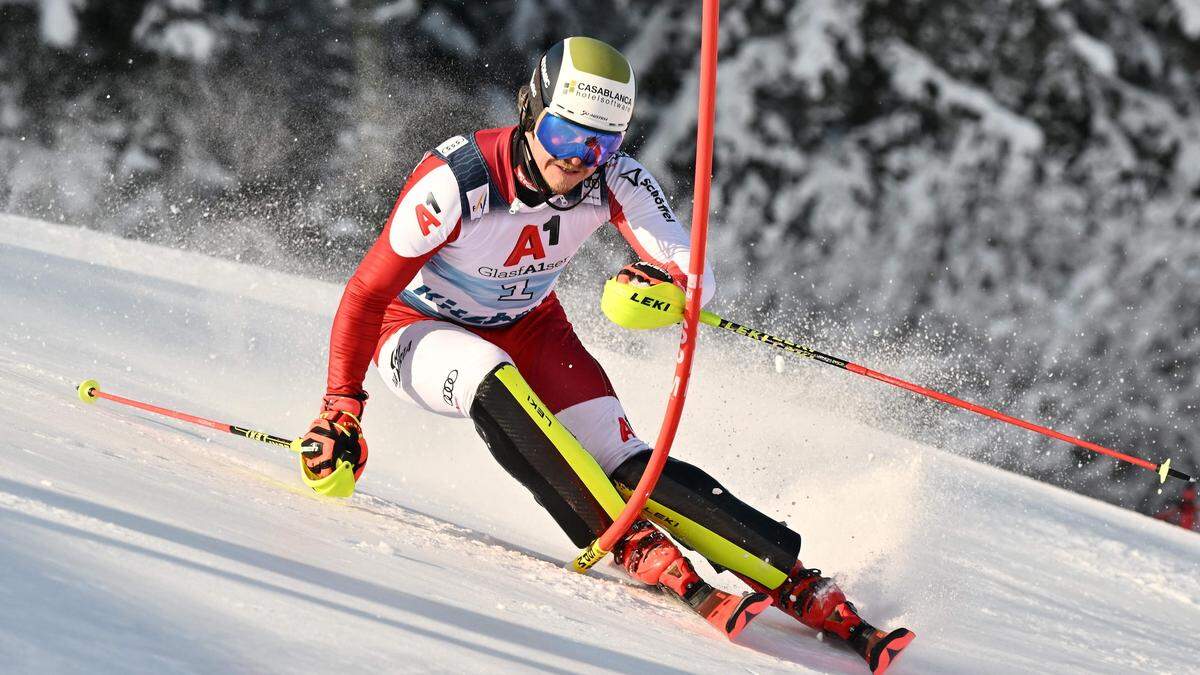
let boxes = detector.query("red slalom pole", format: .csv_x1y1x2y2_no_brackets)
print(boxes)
699,313,1196,485
573,0,721,572
848,364,1161,470
76,379,295,450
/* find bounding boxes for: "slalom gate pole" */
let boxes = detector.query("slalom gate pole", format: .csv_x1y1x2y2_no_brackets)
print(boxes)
572,0,721,572
76,379,296,452
697,313,1196,485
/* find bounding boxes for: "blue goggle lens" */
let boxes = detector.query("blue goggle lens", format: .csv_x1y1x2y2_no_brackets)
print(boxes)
535,113,624,168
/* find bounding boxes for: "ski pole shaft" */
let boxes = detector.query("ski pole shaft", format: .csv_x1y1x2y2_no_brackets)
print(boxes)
699,312,1196,485
76,379,296,451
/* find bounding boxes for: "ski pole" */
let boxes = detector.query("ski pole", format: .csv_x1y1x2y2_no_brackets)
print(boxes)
697,312,1195,485
599,282,1195,485
75,379,297,451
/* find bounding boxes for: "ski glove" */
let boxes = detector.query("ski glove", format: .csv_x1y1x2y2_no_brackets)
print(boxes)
295,394,369,498
614,261,676,288
603,261,688,330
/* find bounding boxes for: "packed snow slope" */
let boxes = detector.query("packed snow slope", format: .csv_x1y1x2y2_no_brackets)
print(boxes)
2,214,1197,674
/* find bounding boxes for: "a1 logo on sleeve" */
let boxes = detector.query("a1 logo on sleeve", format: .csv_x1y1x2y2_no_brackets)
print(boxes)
389,161,462,257
415,192,443,236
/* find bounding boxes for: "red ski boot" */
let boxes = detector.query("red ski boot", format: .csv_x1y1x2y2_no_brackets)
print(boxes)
614,520,773,640
749,564,915,674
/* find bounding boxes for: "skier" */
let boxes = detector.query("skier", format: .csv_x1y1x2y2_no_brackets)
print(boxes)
297,36,913,672
1154,485,1198,531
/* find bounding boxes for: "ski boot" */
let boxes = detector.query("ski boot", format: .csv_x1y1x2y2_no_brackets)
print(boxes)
613,520,772,639
750,564,915,674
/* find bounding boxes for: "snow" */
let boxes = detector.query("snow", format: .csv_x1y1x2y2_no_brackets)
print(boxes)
1068,32,1116,78
132,3,218,63
785,0,863,99
2,214,1199,673
418,8,480,57
1174,0,1200,38
373,0,421,25
38,0,79,49
152,21,218,63
881,41,1045,158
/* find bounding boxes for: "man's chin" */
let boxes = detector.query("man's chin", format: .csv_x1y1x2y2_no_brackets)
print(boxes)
543,165,590,193
553,183,585,196
546,177,584,195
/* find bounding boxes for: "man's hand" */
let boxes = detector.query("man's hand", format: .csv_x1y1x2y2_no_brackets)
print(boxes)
298,395,369,491
602,261,688,330
614,261,676,287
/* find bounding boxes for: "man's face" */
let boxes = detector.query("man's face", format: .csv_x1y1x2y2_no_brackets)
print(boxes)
527,112,599,195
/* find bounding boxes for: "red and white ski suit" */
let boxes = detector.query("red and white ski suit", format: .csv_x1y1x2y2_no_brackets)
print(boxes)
326,126,714,473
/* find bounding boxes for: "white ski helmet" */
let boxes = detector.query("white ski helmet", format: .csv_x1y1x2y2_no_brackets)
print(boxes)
518,36,636,133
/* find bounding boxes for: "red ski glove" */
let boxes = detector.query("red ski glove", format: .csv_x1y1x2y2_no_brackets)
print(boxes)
296,394,368,497
614,261,677,288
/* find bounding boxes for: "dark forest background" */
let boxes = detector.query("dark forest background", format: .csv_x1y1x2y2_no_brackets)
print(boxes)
4,0,1200,516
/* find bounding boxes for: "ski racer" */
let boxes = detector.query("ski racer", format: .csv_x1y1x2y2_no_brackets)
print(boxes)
1154,485,1198,531
297,36,913,672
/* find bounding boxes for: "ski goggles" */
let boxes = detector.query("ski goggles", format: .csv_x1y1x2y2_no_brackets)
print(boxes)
535,112,624,168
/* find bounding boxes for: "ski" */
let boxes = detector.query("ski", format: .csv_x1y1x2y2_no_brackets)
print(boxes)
852,626,916,675
680,583,774,640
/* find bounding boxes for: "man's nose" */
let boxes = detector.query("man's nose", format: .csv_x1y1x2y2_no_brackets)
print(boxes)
568,157,583,167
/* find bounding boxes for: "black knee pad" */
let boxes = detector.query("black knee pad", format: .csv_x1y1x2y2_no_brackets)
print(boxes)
612,450,802,574
469,364,616,547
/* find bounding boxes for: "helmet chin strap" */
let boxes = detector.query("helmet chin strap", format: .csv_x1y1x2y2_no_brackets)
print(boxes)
516,132,596,212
